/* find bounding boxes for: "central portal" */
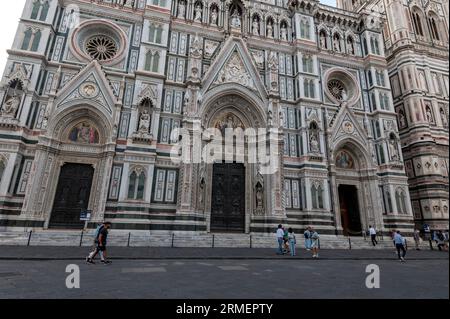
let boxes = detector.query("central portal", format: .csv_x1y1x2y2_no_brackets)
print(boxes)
338,184,362,236
49,163,95,229
211,163,246,233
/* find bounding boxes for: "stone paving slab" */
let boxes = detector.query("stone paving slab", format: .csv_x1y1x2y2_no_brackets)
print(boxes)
0,246,448,260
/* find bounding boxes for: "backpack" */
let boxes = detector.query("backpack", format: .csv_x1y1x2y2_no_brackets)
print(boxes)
94,225,104,243
437,233,445,241
312,232,319,240
304,231,310,239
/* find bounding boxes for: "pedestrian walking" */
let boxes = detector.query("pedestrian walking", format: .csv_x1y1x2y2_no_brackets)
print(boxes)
413,229,421,250
369,225,378,246
304,227,312,251
288,228,296,257
436,230,448,251
283,227,290,254
393,230,407,262
86,222,112,264
310,228,320,258
276,224,285,255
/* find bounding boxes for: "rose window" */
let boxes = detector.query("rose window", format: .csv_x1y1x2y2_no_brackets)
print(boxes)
85,36,118,61
327,79,346,101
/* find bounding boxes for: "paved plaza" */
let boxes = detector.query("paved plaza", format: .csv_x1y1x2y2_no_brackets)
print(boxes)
0,247,448,299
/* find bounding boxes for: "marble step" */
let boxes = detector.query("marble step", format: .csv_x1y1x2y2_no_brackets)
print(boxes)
0,231,434,250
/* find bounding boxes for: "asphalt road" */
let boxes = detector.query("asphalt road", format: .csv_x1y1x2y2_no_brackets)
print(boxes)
0,258,448,299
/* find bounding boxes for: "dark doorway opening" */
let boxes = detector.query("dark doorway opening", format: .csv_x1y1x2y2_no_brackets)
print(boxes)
211,163,245,233
49,163,94,229
338,184,362,236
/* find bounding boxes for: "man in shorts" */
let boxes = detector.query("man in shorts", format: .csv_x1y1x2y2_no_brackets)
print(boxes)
86,222,112,264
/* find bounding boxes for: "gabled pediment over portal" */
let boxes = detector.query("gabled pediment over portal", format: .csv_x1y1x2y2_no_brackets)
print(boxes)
201,37,267,100
54,61,117,116
330,104,369,151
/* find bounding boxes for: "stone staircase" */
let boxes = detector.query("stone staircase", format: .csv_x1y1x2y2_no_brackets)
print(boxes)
0,230,435,250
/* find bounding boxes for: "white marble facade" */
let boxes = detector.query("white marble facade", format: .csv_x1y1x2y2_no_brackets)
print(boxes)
0,0,420,235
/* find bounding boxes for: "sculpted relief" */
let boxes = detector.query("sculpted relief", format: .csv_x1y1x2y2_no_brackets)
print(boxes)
215,52,255,89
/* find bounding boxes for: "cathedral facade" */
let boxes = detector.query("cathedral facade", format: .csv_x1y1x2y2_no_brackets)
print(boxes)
338,0,449,231
0,0,421,236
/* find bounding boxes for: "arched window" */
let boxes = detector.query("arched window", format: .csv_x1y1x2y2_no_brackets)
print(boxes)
300,19,310,39
149,24,163,44
386,190,393,213
152,52,160,72
31,1,41,20
370,36,380,55
302,55,314,73
128,169,146,200
144,51,153,71
40,1,50,21
412,11,424,36
395,188,408,214
21,29,33,50
428,14,441,41
31,30,41,52
304,79,315,98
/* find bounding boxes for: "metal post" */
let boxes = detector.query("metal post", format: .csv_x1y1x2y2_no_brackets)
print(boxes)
127,232,131,247
348,237,352,250
318,238,321,250
79,231,84,247
250,235,252,249
27,230,32,247
212,235,215,248
171,233,175,248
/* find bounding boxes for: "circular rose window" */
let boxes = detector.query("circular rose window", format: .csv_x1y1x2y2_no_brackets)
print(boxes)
70,20,127,65
324,68,360,106
327,79,346,101
85,36,118,61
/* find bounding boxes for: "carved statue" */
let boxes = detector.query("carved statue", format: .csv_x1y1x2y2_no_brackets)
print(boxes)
177,1,186,19
280,25,288,41
230,9,241,28
320,33,327,49
310,133,320,153
426,107,433,123
138,109,151,133
341,89,348,103
389,139,399,161
255,184,264,213
266,21,274,38
440,108,448,127
268,52,278,72
399,111,406,127
194,4,202,22
333,38,341,52
2,94,21,116
252,17,259,36
210,7,218,26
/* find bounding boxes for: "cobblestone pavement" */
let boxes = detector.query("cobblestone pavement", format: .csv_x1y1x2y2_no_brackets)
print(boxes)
0,258,448,299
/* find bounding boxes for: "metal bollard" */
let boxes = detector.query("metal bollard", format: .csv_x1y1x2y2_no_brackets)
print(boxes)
79,231,84,247
127,232,131,247
212,234,215,248
250,235,252,249
171,233,175,248
348,237,352,250
27,230,33,247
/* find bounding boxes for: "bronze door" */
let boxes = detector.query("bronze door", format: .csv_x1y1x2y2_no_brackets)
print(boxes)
338,184,362,236
211,163,245,233
49,164,95,229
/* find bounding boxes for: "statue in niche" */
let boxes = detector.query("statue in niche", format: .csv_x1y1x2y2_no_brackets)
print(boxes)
138,109,151,133
310,133,320,153
266,20,274,38
320,32,327,49
2,93,21,116
399,110,406,127
280,25,288,41
194,4,202,22
252,17,259,36
426,106,433,123
210,7,218,26
440,108,448,127
389,138,399,161
230,9,241,28
177,1,186,19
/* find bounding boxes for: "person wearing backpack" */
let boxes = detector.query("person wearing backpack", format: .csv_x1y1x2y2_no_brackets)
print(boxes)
310,228,320,258
436,230,447,251
86,222,112,264
304,227,312,251
288,228,297,257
